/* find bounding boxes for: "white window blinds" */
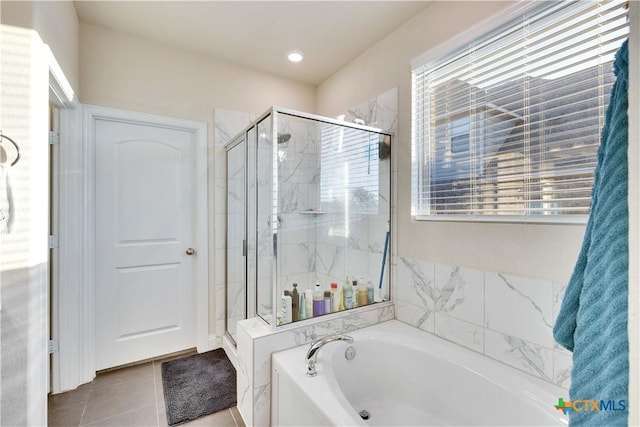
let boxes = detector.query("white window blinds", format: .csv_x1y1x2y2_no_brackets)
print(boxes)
320,124,379,214
411,0,629,220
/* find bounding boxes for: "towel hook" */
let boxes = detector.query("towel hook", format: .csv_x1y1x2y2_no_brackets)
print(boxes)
0,131,21,167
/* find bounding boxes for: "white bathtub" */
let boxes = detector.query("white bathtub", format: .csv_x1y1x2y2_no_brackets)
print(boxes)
271,320,568,426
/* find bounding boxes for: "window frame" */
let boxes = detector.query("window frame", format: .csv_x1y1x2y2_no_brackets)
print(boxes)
411,1,626,224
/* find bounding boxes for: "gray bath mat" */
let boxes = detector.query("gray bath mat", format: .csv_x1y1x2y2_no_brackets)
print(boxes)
161,349,237,426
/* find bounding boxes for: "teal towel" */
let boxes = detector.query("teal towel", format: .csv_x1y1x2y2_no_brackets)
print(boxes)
553,39,628,426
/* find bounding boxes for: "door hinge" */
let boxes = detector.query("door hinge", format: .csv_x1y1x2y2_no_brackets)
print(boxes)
49,131,59,145
48,339,59,354
48,235,59,249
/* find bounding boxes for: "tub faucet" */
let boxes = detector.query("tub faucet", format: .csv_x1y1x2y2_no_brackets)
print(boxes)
305,334,354,377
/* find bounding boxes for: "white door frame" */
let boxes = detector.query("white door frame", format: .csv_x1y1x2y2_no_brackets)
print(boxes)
83,105,209,377
47,45,86,393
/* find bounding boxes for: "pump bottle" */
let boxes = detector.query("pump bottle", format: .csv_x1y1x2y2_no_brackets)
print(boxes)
313,282,324,316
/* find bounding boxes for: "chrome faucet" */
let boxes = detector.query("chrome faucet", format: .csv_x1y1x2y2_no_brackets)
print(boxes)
305,334,354,377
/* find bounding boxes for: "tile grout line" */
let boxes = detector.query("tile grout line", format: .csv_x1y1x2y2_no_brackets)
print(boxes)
153,361,161,427
229,408,239,427
77,379,94,427
81,405,158,427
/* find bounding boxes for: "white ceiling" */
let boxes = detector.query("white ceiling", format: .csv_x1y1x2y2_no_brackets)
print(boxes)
74,1,432,85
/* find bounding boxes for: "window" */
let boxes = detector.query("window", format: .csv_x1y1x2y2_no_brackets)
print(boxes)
412,0,629,220
320,123,380,215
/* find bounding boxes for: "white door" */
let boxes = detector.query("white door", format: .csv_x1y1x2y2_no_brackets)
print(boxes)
95,117,196,370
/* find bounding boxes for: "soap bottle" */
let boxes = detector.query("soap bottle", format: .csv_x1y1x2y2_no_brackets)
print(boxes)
330,282,340,313
343,276,354,309
305,289,314,318
299,293,307,320
313,282,324,317
358,280,368,307
324,291,331,315
366,279,375,304
281,290,292,324
291,283,299,322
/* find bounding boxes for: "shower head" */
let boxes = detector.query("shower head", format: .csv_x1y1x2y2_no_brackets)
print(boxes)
278,133,291,144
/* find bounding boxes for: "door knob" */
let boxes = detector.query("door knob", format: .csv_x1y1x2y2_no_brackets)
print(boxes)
186,248,195,255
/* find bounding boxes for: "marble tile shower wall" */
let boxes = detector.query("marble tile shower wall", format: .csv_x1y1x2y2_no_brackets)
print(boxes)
275,118,318,298
395,255,571,389
226,141,247,334
315,88,398,291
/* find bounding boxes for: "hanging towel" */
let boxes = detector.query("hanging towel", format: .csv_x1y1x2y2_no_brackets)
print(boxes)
0,163,14,234
553,39,628,426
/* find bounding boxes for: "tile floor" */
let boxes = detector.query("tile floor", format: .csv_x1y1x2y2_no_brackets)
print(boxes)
48,352,245,427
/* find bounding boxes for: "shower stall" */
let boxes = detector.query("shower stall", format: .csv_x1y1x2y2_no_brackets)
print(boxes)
225,107,392,343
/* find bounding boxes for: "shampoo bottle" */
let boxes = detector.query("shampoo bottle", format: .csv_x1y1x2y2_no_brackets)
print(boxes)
299,293,307,320
305,289,314,318
324,291,331,315
366,279,375,304
358,280,368,307
351,278,359,308
313,282,324,317
291,283,299,322
281,291,292,324
343,276,354,309
330,282,340,313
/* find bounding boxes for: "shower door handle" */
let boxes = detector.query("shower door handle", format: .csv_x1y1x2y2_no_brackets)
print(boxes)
186,248,195,255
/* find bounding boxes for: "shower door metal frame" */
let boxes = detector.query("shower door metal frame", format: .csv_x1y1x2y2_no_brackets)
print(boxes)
224,106,395,333
224,134,248,346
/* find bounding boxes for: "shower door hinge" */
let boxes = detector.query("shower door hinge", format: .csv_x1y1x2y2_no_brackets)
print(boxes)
48,339,59,354
49,131,59,145
242,239,247,257
48,235,59,249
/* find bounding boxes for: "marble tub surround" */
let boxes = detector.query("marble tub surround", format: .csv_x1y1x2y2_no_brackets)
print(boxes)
236,302,394,426
395,256,570,389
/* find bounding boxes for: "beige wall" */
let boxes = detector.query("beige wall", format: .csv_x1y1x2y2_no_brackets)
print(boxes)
80,22,315,121
80,22,317,336
1,0,79,95
1,24,52,426
1,1,78,421
317,1,586,283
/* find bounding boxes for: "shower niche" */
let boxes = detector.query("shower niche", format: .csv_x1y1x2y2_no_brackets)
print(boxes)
225,107,391,339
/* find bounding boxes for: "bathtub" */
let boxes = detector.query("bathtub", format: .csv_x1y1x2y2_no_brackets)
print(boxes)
271,320,568,426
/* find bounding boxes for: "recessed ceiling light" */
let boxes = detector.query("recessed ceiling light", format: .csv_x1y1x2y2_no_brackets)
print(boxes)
287,52,304,63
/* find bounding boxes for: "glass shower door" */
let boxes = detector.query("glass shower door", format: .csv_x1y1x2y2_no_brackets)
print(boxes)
225,138,246,344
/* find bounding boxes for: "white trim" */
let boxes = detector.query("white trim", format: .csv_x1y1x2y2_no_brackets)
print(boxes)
54,102,92,392
413,214,589,226
222,334,238,371
411,1,539,71
82,105,209,376
45,42,90,393
44,45,75,108
82,105,97,382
